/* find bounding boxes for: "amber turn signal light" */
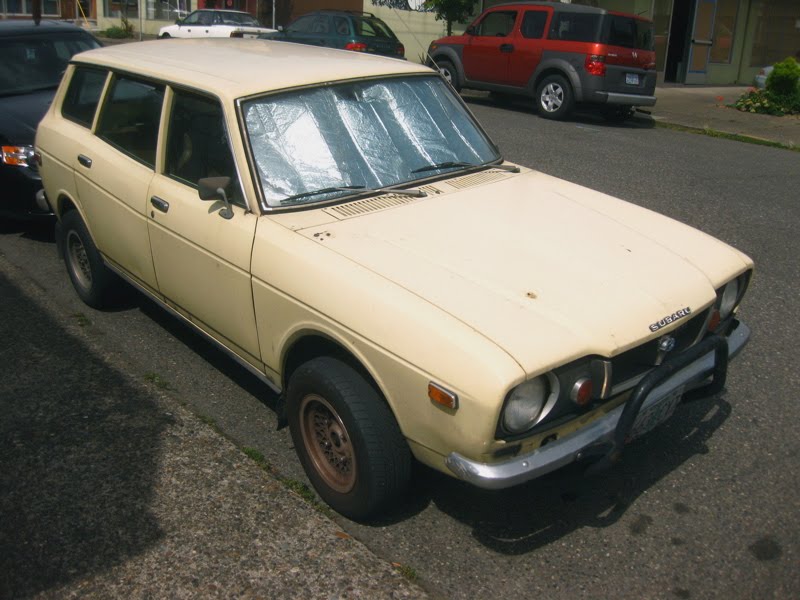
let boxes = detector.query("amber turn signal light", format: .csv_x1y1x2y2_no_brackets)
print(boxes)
429,382,458,410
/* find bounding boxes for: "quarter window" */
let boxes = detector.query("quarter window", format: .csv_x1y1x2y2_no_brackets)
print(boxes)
61,67,107,128
165,90,244,206
521,10,548,39
549,13,602,42
96,75,164,167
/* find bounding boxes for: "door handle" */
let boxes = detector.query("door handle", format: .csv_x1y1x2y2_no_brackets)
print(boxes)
150,196,170,213
500,44,514,53
77,154,92,168
692,39,713,46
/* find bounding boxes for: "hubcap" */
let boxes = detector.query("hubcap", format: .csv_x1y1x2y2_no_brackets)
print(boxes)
540,83,564,112
440,66,452,84
299,394,356,494
66,230,92,290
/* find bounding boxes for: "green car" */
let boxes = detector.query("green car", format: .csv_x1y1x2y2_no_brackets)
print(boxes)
260,10,405,59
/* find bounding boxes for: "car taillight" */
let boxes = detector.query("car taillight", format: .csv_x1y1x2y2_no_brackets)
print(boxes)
344,42,367,52
585,54,606,76
396,44,405,57
230,31,244,38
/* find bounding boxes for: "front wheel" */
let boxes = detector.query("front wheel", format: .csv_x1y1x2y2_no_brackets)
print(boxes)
435,59,461,92
61,210,118,309
535,74,574,120
287,356,411,521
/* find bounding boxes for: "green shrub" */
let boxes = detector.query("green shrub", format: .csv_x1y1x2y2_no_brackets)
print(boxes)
102,15,134,39
766,56,800,97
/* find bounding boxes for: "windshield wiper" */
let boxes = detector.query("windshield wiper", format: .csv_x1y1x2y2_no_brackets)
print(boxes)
281,185,366,205
281,183,427,206
411,161,477,174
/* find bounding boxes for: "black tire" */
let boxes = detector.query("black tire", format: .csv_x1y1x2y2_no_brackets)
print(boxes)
535,74,574,120
160,33,171,39
435,59,461,92
61,210,117,309
287,356,411,521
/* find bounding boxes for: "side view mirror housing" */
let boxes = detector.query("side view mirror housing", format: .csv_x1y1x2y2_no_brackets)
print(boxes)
198,176,234,219
465,26,475,36
277,25,284,32
175,18,183,25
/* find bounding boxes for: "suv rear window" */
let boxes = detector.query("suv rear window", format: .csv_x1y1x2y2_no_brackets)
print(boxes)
605,15,655,51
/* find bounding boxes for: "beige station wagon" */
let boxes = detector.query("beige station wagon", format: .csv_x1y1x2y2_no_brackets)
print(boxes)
36,39,753,520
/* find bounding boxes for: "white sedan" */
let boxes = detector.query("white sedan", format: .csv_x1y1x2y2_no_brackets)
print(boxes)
158,9,275,39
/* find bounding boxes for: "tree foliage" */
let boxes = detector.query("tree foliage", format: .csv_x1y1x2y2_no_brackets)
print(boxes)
423,0,476,36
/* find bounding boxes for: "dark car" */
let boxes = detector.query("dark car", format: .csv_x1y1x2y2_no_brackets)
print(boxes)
427,1,656,121
260,10,404,59
0,20,99,220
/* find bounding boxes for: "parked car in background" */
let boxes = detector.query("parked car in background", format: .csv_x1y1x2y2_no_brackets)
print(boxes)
260,10,404,58
0,20,99,221
158,9,275,39
36,39,751,521
428,1,657,120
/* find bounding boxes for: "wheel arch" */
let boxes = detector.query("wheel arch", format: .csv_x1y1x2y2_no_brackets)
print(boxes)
429,47,465,82
529,59,583,101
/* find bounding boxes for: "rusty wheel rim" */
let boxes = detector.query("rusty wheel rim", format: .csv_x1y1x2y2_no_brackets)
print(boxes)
299,394,356,494
66,230,92,290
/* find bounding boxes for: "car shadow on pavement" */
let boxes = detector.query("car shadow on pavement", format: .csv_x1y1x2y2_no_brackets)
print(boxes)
384,396,731,552
462,92,657,130
0,272,172,597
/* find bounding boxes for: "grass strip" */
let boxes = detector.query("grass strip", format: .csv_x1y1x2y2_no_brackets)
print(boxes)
654,120,798,152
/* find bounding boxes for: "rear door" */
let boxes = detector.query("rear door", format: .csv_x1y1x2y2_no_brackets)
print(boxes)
506,7,551,88
603,15,656,95
462,8,519,84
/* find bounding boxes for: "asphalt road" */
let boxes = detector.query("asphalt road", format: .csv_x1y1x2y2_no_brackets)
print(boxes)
1,103,798,599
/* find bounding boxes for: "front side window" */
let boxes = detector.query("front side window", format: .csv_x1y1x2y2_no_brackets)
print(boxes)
0,32,100,97
242,75,499,208
96,76,164,167
61,66,107,128
475,11,517,37
288,15,315,34
165,90,244,206
182,10,202,25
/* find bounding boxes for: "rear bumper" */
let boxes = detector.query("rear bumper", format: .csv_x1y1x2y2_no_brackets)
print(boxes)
601,91,657,106
444,322,750,490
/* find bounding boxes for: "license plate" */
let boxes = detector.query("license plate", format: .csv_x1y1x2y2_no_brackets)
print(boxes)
626,73,640,85
628,386,684,441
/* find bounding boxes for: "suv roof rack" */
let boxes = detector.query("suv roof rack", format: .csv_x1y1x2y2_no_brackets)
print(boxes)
312,9,376,18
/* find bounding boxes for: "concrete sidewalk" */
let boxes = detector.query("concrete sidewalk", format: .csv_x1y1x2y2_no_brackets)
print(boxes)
0,255,427,599
644,84,800,148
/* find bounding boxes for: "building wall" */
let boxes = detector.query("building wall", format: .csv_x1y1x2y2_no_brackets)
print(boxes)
364,2,451,63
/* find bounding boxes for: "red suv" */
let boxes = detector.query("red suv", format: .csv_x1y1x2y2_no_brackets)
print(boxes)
427,2,656,120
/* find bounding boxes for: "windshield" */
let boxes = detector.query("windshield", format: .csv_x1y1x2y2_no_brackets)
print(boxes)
0,33,100,97
242,75,500,208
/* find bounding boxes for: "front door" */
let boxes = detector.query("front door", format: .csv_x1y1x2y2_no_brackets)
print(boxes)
685,0,717,84
462,9,519,84
147,88,261,365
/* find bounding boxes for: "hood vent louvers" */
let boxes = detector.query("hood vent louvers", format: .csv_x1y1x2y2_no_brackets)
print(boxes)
323,187,441,220
446,169,511,189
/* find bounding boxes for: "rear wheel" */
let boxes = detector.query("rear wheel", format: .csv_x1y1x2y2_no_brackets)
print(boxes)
435,59,461,92
536,74,574,120
160,33,171,39
287,356,411,521
61,210,117,309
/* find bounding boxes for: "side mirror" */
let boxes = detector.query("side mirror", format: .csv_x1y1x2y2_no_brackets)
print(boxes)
175,18,182,25
277,25,284,32
465,26,475,36
198,176,234,220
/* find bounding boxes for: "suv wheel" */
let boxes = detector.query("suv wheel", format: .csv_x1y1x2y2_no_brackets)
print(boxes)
287,356,411,521
435,59,461,92
536,74,574,120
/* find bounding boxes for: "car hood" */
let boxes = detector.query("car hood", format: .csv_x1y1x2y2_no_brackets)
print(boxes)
289,169,751,372
0,89,54,145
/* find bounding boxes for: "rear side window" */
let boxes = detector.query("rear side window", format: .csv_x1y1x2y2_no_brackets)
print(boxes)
549,13,602,42
354,17,394,39
521,10,548,39
474,11,517,37
62,67,107,128
96,75,164,167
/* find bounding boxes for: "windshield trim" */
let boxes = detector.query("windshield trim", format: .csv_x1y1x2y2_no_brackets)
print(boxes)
235,72,502,214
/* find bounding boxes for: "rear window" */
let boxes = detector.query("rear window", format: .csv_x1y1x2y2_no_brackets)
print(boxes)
353,17,395,39
605,15,654,50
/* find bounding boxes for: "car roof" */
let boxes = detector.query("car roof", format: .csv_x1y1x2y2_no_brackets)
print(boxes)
308,10,379,18
194,9,251,14
72,39,429,102
489,1,608,15
0,19,93,36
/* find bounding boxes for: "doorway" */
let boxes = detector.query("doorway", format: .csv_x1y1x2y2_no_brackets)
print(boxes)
664,0,694,82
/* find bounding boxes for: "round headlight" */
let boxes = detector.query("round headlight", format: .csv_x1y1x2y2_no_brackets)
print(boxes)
503,376,548,434
719,279,740,319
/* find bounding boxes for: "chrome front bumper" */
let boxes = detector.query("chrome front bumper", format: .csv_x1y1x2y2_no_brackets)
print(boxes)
445,322,750,490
